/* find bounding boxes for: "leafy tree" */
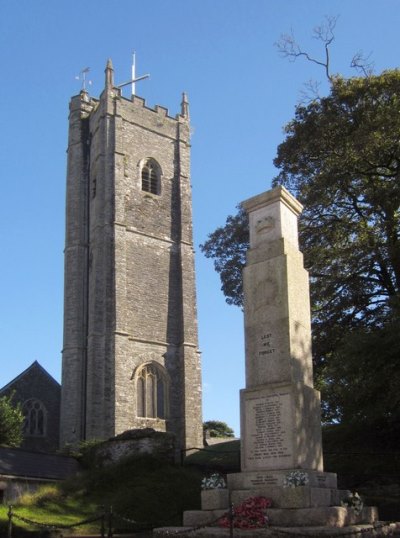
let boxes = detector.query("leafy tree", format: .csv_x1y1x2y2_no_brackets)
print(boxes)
273,71,400,366
319,318,400,429
201,70,400,424
203,420,235,438
201,207,248,307
0,393,23,447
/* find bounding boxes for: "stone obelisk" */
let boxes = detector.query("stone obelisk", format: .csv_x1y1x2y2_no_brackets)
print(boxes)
240,185,323,473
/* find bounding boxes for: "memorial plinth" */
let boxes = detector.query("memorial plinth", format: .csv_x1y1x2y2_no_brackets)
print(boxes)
178,187,378,533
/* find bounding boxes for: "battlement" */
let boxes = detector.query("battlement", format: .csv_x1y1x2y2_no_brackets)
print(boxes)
118,93,188,123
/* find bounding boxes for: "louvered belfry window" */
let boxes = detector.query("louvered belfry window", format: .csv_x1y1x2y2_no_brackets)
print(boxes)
137,364,166,419
141,160,160,195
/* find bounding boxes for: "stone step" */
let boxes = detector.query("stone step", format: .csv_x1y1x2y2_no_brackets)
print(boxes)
182,506,378,529
183,508,226,527
154,522,398,537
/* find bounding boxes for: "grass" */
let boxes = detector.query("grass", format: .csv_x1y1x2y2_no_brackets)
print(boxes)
0,487,101,536
0,455,204,536
184,440,241,472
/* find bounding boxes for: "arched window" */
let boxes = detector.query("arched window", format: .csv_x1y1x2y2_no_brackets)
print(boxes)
141,159,161,195
22,399,47,437
136,364,167,419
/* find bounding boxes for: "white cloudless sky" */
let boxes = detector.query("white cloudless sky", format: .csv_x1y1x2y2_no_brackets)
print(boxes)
1,0,399,437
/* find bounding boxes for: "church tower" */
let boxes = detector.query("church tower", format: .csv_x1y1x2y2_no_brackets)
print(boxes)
60,60,203,451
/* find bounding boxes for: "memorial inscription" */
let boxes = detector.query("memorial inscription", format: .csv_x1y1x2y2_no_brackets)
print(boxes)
247,392,292,467
258,332,275,356
250,474,279,487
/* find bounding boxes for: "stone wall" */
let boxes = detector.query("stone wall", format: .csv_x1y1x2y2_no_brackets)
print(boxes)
93,428,176,466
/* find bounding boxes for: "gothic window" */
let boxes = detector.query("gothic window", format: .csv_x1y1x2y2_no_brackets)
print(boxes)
141,159,161,195
22,399,47,437
136,364,167,419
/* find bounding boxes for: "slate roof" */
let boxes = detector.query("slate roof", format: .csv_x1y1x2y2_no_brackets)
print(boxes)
0,447,80,480
0,360,60,394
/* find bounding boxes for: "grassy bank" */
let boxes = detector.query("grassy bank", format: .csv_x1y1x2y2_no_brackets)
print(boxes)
0,455,203,536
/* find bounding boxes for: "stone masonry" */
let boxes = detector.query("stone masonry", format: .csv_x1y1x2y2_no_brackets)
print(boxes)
60,59,203,451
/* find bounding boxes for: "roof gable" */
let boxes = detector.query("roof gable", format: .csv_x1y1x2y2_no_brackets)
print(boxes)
0,361,60,394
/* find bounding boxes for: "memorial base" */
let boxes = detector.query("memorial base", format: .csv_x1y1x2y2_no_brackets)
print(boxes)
177,469,378,534
226,469,344,509
180,506,378,530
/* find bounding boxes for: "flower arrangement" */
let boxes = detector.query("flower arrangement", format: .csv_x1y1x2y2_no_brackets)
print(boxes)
201,473,226,490
341,492,364,515
283,470,309,488
219,496,272,529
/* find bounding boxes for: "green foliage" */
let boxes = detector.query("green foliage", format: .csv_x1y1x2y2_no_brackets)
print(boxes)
58,438,104,468
0,393,23,447
203,420,235,438
317,318,400,426
273,71,400,424
273,71,400,369
200,206,248,307
200,70,400,427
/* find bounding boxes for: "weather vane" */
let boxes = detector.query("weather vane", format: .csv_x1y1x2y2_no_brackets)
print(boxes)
75,67,92,91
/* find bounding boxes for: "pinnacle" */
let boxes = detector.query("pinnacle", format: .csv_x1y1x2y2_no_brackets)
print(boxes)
181,92,190,118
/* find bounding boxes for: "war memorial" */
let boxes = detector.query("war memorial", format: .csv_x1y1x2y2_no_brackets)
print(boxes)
156,187,379,535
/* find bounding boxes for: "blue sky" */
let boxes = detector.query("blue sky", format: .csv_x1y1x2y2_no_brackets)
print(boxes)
1,0,399,437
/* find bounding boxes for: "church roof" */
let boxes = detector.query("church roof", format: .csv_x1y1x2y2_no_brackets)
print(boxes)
0,360,60,394
0,447,80,480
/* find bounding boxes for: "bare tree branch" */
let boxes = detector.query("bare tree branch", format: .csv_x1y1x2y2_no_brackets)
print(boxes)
276,15,376,84
298,79,322,104
275,15,338,82
351,50,375,77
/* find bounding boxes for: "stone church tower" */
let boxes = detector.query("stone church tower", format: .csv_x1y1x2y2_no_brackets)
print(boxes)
60,60,203,451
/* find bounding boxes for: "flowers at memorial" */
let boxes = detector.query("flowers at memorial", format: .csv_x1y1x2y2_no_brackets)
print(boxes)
201,473,227,490
341,492,364,515
218,496,272,529
283,470,309,488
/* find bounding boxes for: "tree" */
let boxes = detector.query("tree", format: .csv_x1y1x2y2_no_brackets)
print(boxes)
318,318,400,429
201,71,400,424
203,420,235,438
273,72,400,365
0,394,23,447
200,207,248,307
